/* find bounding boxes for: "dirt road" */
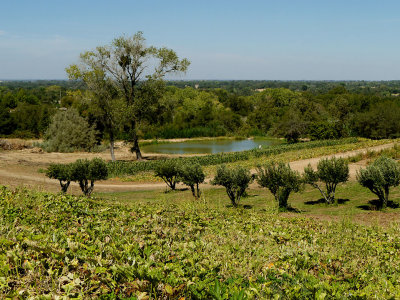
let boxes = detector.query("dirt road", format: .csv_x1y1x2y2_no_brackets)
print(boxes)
0,142,395,193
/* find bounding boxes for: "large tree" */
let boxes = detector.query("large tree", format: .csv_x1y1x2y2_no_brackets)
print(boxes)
66,32,190,160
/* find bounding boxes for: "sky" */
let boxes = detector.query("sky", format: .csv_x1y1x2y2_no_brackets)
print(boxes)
1,0,400,80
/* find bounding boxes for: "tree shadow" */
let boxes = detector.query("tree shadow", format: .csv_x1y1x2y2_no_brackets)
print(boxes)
280,206,302,213
357,199,399,211
304,198,350,205
225,204,253,209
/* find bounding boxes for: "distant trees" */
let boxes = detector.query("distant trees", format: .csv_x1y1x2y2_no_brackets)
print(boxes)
66,32,190,160
304,157,349,204
357,156,400,209
42,108,97,152
212,165,253,207
256,162,302,210
46,163,72,193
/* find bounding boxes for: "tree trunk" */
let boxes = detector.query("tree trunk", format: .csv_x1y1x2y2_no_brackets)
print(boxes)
383,185,389,209
132,136,143,160
190,185,196,198
196,183,200,198
110,133,116,162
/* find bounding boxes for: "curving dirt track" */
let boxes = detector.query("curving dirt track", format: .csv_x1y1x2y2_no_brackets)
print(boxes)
0,142,395,193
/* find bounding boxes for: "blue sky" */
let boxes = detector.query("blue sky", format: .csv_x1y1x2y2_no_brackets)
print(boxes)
1,0,400,80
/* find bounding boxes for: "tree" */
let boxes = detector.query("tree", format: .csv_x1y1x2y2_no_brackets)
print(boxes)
212,165,253,207
70,158,108,196
256,162,302,210
303,157,349,204
66,32,190,160
46,163,72,193
154,160,181,191
42,108,97,152
179,163,205,198
357,156,400,209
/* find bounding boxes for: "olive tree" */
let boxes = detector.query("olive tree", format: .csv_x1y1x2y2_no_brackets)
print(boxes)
66,32,190,160
256,162,302,209
357,156,400,209
46,163,72,193
212,165,253,207
70,158,108,196
154,160,181,191
179,163,205,198
303,157,349,204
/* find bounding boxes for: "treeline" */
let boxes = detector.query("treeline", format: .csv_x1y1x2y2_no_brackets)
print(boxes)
1,80,400,141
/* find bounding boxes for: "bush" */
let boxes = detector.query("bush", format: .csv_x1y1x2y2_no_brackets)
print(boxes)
212,165,253,207
179,163,205,198
46,158,108,196
42,108,97,152
45,163,72,193
154,160,181,190
357,156,400,209
70,158,108,196
303,157,349,204
256,162,302,210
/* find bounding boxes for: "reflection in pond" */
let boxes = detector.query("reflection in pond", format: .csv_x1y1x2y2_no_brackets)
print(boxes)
142,139,283,154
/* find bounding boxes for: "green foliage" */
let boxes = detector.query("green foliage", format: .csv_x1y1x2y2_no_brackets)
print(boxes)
107,138,360,177
304,157,349,204
179,163,205,198
212,165,253,207
46,158,108,196
154,160,181,190
256,162,302,209
357,156,400,209
45,164,72,193
3,186,400,298
42,108,97,152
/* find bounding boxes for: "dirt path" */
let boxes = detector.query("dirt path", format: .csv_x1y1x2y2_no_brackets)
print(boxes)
0,142,395,192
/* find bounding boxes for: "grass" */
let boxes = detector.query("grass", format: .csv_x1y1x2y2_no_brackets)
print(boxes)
2,183,400,299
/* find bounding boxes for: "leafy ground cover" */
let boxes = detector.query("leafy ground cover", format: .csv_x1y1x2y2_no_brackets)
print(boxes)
1,185,400,299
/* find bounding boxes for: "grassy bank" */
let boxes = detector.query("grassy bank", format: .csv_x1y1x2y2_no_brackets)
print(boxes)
1,185,400,298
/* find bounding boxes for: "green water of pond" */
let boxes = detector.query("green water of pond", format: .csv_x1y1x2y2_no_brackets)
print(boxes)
141,138,283,154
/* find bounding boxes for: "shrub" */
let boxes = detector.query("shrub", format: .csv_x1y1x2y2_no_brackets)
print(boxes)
154,160,181,190
212,165,253,207
179,163,205,198
42,108,97,152
357,156,400,209
303,157,349,204
70,158,108,196
45,163,72,193
256,162,302,210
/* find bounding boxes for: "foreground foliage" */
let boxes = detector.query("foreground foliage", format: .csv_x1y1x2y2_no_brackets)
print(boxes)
1,187,400,298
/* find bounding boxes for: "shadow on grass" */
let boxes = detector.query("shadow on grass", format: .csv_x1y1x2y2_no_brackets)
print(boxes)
225,204,253,209
164,187,189,193
357,199,399,211
280,206,302,213
304,198,350,205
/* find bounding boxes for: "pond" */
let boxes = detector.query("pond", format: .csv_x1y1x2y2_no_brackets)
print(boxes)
141,138,283,154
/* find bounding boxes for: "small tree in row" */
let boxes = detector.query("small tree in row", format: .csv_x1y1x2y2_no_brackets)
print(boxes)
154,160,205,198
212,165,253,207
303,157,349,204
256,162,302,210
357,156,400,209
46,158,108,196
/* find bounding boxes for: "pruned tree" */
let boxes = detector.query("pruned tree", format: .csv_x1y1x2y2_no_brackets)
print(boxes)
70,158,108,196
303,157,349,204
256,162,302,210
179,163,205,198
46,163,72,193
66,32,190,160
154,160,181,191
357,156,400,209
212,165,253,207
